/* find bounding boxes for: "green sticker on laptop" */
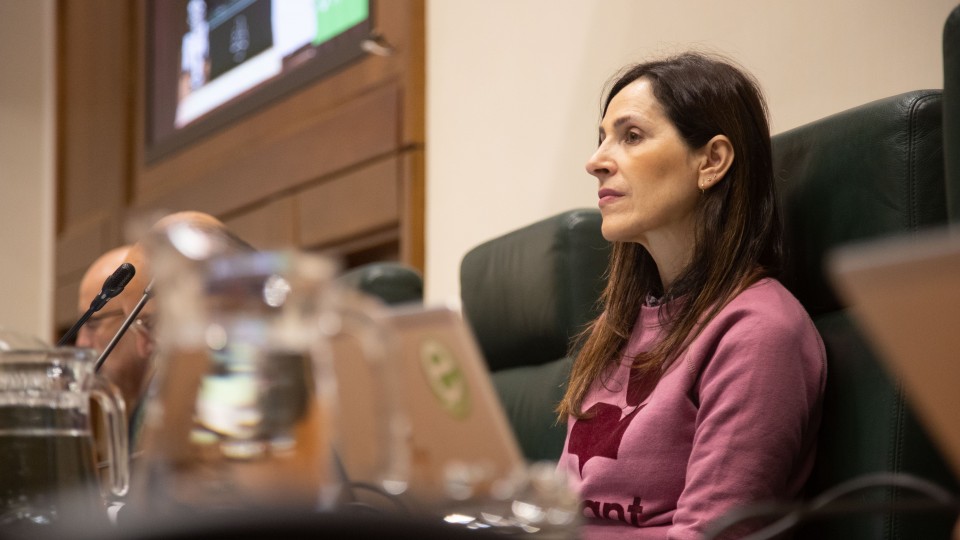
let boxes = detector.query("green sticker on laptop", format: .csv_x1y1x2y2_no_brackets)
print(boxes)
419,339,470,419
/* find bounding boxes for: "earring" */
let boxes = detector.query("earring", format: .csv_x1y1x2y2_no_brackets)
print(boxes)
700,175,713,194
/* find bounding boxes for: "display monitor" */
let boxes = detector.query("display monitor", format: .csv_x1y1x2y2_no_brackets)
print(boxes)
145,0,372,162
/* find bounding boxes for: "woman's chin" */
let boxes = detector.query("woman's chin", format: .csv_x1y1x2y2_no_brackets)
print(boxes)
600,219,638,244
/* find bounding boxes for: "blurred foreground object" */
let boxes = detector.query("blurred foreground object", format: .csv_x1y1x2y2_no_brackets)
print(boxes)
0,347,128,532
127,233,408,518
0,328,48,351
76,247,151,425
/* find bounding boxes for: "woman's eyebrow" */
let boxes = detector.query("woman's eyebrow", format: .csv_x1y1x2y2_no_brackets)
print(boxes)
599,113,645,139
612,113,644,129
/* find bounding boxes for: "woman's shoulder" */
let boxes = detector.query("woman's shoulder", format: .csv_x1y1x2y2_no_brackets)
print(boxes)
708,277,821,346
690,277,825,377
727,278,808,320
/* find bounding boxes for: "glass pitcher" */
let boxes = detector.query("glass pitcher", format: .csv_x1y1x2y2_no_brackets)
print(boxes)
0,347,129,531
128,247,409,518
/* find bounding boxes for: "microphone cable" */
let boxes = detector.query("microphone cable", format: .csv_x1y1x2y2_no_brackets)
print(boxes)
702,472,960,540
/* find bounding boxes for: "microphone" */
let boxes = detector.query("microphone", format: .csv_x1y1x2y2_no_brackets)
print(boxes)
90,262,136,312
57,263,136,347
96,281,153,373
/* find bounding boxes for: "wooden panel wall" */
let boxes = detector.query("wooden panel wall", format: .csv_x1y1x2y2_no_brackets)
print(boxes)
54,0,425,330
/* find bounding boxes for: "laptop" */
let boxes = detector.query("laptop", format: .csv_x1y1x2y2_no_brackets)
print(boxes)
828,227,960,478
329,304,527,511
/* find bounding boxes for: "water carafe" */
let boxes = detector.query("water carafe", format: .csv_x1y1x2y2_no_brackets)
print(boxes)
0,347,129,531
129,243,408,517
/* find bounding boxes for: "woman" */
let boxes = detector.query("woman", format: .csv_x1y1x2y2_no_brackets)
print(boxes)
556,53,826,539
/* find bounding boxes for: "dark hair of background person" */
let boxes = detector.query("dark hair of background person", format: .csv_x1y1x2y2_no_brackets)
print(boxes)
558,52,783,419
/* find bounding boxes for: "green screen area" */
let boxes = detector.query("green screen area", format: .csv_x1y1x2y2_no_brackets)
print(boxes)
314,0,369,45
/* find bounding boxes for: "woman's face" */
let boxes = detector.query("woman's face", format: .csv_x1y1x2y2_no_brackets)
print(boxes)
586,78,702,252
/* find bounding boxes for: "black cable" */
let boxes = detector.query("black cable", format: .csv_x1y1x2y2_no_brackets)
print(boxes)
341,482,412,514
332,449,411,514
702,472,960,540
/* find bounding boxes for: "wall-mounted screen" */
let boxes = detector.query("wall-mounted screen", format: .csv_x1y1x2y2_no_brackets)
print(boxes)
146,0,372,162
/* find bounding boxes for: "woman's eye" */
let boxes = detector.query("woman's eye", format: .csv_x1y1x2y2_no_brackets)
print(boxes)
624,130,642,144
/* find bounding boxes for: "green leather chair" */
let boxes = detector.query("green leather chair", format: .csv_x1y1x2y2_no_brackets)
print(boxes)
943,4,960,222
337,261,424,306
458,90,959,537
459,209,610,461
774,90,959,538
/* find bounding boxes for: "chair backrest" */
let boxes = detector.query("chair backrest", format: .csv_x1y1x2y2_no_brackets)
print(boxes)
459,209,610,461
772,90,959,539
336,261,424,306
943,4,960,222
460,209,610,372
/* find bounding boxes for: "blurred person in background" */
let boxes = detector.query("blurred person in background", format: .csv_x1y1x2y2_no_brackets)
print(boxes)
77,245,154,435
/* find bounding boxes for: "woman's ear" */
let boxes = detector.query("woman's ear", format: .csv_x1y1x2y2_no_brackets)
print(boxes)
697,135,734,191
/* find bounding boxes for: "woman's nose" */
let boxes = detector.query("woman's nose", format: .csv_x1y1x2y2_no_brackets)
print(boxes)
586,144,615,179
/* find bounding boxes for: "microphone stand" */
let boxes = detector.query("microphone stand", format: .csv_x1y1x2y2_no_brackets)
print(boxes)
57,310,96,347
96,282,153,373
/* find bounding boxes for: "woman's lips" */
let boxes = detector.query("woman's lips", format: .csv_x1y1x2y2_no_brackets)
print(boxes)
598,188,624,208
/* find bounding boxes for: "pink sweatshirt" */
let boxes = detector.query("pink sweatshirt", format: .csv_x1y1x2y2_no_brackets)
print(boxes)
557,278,826,540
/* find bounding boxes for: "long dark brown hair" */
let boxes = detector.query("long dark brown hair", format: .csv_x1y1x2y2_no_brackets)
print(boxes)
558,52,782,419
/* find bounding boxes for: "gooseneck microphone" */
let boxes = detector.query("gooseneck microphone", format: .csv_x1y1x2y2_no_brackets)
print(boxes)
89,262,136,312
57,263,136,347
95,281,153,373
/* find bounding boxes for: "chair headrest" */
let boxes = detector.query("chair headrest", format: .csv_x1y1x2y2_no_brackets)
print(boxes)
943,5,960,221
336,262,423,306
460,209,610,371
773,90,946,316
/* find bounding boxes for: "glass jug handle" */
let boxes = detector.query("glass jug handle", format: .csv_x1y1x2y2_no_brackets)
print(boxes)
90,375,130,497
322,292,410,497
